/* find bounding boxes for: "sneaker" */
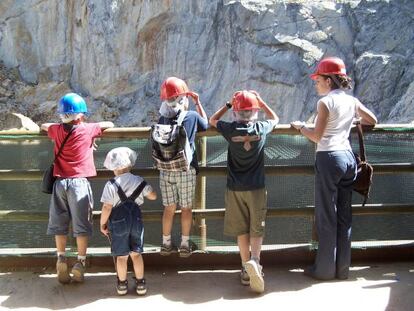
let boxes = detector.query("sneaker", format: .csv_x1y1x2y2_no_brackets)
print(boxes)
135,278,147,296
71,261,85,283
240,266,250,286
179,244,192,258
56,255,71,284
117,279,128,296
244,259,265,293
160,243,174,256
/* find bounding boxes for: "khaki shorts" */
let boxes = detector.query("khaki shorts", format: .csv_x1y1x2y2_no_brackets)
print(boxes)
224,188,267,237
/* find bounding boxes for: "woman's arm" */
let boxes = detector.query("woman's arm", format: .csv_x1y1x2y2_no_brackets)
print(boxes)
357,101,377,126
291,101,329,144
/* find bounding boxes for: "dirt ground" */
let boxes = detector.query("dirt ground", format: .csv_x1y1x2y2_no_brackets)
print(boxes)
0,261,413,311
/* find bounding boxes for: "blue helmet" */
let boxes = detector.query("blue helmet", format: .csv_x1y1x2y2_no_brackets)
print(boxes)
58,93,88,114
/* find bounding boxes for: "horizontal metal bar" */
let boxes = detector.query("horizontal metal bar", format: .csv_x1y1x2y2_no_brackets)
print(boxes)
1,163,414,181
1,204,413,222
1,124,413,139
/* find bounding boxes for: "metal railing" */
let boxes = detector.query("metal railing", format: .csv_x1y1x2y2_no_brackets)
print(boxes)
1,124,414,252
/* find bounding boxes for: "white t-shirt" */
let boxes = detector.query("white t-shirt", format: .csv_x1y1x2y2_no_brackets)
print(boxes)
100,172,153,207
315,89,358,152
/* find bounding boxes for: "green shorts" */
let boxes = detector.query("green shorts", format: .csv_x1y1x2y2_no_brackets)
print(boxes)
224,188,267,237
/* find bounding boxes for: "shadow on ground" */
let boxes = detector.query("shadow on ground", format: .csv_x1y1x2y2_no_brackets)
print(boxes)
0,262,413,310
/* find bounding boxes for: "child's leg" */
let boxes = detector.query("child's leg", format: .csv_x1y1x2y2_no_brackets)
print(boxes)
162,204,177,239
180,208,192,244
237,234,250,264
116,255,129,281
130,252,144,279
55,235,67,254
76,235,88,258
55,235,71,284
250,236,263,262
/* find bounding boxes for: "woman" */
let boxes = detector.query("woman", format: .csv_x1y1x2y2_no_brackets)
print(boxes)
291,57,377,280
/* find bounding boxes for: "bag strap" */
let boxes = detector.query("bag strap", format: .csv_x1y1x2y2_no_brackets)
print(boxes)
110,178,147,203
354,101,367,162
176,110,187,126
53,125,75,164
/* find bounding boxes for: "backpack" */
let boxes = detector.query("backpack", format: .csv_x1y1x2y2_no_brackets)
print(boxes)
150,111,193,171
108,179,147,222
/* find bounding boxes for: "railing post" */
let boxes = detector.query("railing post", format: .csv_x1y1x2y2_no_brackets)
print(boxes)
195,136,207,251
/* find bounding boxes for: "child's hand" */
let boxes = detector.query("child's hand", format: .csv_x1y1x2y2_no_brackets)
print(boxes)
249,90,265,108
187,91,201,105
100,223,109,236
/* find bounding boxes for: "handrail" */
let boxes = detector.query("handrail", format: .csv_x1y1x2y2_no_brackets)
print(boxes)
1,124,414,139
1,204,413,222
1,163,413,181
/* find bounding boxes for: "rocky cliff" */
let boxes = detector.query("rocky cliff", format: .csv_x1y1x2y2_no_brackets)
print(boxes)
0,0,413,126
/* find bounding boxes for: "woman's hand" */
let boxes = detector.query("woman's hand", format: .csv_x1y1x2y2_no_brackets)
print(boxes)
291,121,306,130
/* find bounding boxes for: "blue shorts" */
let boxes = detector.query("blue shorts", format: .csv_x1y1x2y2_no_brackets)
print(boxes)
109,209,144,256
47,178,94,237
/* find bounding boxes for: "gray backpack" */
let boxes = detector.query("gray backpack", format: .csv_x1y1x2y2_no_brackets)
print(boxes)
150,111,193,171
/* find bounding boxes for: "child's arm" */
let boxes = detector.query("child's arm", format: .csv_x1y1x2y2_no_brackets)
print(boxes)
100,203,113,236
250,91,279,122
40,123,56,131
187,91,208,120
209,104,228,128
98,121,115,130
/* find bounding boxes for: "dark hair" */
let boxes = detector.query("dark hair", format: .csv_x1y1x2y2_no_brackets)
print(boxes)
322,74,353,90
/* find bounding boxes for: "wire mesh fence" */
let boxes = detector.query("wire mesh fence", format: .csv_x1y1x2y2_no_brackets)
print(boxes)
1,128,414,252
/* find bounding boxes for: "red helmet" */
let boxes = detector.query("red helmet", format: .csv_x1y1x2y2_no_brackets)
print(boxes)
231,90,260,111
310,57,347,80
160,77,189,100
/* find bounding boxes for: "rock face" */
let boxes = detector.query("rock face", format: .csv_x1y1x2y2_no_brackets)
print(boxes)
0,0,413,126
0,113,40,131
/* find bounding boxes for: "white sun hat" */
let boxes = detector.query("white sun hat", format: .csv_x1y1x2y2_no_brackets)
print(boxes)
104,147,137,170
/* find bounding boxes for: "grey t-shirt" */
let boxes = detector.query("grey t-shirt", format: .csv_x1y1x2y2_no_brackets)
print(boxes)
100,172,153,207
217,120,277,191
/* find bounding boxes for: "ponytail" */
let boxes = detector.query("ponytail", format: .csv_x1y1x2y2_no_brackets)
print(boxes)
325,74,353,90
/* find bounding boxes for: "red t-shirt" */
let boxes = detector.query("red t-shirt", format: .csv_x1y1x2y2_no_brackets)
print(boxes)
48,123,102,178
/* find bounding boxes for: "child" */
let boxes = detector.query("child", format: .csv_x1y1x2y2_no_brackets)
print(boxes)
41,92,114,284
209,90,279,294
100,147,157,296
156,77,208,257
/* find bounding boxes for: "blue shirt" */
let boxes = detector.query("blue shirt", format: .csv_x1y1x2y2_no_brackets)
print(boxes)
158,110,208,171
217,120,276,191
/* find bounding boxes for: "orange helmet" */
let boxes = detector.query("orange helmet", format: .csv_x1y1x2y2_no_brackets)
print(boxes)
231,90,260,112
310,57,347,80
160,77,189,100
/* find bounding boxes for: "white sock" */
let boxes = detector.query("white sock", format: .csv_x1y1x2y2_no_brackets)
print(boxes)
78,255,86,266
57,252,65,257
181,235,189,247
163,235,171,246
